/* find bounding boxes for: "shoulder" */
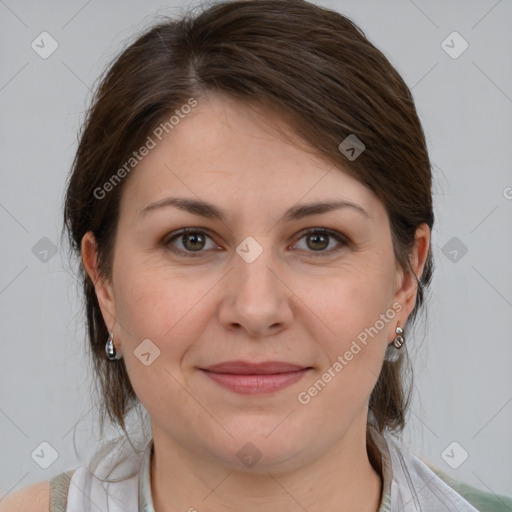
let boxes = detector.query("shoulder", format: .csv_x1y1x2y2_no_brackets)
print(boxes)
423,461,512,512
377,429,512,512
0,480,50,512
0,470,77,512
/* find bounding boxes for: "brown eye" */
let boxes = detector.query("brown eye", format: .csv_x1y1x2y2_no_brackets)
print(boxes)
306,232,329,251
181,232,206,251
164,228,217,257
163,227,348,258
293,228,348,256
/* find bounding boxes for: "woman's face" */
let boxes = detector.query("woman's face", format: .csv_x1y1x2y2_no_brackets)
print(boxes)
84,92,427,472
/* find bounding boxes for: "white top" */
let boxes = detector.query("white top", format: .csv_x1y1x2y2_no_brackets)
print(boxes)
63,426,479,511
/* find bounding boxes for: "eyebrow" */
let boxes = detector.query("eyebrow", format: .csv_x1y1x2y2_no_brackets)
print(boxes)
140,197,369,222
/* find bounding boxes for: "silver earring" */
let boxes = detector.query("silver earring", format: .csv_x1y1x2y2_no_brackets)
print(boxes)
384,323,405,362
393,324,405,349
105,332,122,361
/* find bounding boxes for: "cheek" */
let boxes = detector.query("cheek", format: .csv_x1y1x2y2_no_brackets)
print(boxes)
319,261,396,338
113,262,210,418
304,260,396,406
298,271,395,419
112,250,203,339
111,253,221,392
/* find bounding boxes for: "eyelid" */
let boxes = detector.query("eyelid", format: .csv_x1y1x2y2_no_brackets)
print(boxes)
164,227,349,257
164,227,220,258
291,227,349,255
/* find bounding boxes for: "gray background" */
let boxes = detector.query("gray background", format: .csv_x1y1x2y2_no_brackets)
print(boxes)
1,0,511,501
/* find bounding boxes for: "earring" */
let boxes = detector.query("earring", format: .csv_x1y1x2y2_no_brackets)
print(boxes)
105,332,122,361
384,322,405,362
393,323,405,349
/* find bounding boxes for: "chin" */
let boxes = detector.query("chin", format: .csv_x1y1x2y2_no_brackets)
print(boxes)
211,429,309,473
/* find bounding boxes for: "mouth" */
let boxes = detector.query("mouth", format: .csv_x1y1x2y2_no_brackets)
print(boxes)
198,360,313,395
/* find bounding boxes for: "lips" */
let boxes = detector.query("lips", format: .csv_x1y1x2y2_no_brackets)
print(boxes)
201,360,310,374
199,360,313,395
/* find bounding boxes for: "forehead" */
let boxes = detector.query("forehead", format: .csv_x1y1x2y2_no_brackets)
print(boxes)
118,92,380,221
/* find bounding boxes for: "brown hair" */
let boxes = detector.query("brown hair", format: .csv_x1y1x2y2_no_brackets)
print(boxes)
63,0,433,471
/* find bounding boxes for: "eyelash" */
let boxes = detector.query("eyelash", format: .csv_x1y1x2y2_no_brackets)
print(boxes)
163,227,349,258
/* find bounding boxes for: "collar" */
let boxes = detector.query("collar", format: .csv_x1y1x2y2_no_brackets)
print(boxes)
138,438,155,512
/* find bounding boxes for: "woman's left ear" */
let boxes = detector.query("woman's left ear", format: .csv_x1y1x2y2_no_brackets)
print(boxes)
392,223,431,319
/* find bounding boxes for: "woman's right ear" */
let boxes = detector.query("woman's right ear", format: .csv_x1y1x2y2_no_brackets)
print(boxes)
81,231,117,328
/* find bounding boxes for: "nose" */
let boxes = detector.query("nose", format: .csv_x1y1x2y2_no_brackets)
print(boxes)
218,243,293,338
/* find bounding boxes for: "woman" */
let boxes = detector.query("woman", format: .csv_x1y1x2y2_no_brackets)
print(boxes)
3,1,511,511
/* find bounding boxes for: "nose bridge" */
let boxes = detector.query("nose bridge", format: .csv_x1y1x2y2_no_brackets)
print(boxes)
234,235,280,301
218,234,292,336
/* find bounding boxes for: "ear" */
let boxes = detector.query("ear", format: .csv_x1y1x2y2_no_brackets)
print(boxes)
392,223,430,326
81,231,117,330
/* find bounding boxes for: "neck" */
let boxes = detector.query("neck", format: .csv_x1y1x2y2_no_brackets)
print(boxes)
149,421,383,512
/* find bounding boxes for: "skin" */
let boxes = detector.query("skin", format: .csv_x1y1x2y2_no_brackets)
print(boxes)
82,91,430,512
